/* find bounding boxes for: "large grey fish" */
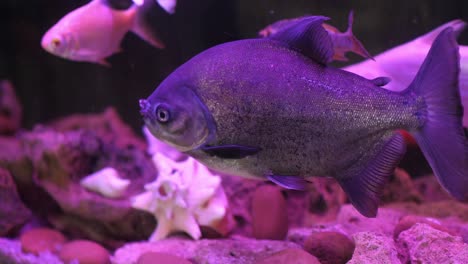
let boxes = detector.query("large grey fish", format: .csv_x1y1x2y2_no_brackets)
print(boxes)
140,16,468,217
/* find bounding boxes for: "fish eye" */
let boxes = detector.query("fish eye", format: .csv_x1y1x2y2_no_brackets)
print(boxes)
155,105,171,123
52,38,61,47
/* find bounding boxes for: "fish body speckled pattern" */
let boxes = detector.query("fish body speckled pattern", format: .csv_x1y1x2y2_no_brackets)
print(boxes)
141,16,468,217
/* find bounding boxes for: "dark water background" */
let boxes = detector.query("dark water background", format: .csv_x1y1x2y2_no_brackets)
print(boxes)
0,0,467,132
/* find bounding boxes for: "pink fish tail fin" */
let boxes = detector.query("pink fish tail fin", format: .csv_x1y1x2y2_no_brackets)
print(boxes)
345,10,374,60
131,4,165,49
406,28,468,202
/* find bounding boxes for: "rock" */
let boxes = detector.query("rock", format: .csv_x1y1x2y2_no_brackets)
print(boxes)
336,204,404,236
413,175,453,201
219,174,260,236
18,128,157,247
386,200,468,221
0,80,22,135
287,226,348,246
393,215,452,239
380,168,422,204
303,231,355,264
137,252,192,264
255,248,320,264
59,240,110,264
112,238,301,264
0,238,63,264
49,107,146,150
0,167,31,236
347,232,400,264
220,175,344,237
20,228,67,255
301,178,347,225
251,184,288,240
397,223,468,263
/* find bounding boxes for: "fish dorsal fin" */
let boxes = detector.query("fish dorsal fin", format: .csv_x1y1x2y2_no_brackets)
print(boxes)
267,175,310,191
337,133,406,217
269,16,334,65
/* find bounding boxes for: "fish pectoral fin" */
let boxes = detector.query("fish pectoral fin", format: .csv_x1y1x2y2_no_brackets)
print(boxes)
332,52,349,62
371,77,392,87
200,144,260,159
269,16,334,65
337,133,406,218
267,175,309,191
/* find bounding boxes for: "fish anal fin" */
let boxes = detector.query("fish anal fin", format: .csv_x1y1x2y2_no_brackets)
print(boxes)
338,133,406,217
269,16,334,65
200,144,260,159
267,175,309,191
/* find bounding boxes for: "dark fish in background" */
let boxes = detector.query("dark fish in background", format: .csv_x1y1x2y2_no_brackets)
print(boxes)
141,16,468,217
259,11,373,61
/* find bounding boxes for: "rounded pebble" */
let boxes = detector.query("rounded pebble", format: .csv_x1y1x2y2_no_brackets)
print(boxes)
393,215,452,239
303,231,355,264
59,240,110,264
251,185,289,240
20,228,67,254
256,248,321,264
137,252,192,264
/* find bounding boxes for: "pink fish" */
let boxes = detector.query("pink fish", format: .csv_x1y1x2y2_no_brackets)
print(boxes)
259,11,372,61
41,0,164,66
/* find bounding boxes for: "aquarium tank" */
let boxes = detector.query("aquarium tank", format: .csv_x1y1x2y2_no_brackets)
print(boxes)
0,0,467,263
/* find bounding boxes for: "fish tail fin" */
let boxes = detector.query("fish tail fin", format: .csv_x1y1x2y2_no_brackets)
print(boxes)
407,27,468,201
345,10,373,60
131,3,165,49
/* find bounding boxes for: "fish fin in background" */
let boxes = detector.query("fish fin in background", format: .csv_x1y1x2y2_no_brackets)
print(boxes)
200,144,260,159
97,59,112,67
338,133,406,217
342,10,373,61
406,28,468,202
419,19,466,44
267,175,310,190
371,77,391,87
131,3,165,49
269,16,334,65
156,0,177,14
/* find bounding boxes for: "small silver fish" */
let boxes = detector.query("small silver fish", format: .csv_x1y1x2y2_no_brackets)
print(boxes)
41,0,164,66
259,11,373,61
141,16,468,217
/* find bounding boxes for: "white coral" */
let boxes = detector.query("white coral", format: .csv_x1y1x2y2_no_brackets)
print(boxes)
80,167,130,198
132,148,229,241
